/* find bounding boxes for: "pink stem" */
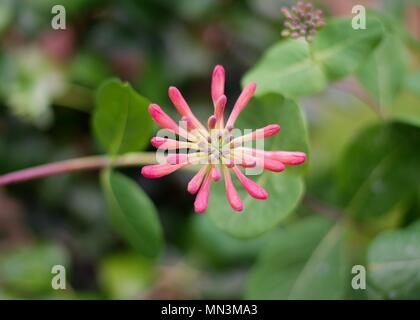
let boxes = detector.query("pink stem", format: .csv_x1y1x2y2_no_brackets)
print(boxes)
0,152,158,187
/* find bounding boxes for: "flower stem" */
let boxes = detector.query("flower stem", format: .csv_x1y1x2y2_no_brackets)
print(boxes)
0,152,158,187
307,40,316,62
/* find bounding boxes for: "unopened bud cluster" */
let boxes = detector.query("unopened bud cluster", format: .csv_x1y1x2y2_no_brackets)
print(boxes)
281,1,325,42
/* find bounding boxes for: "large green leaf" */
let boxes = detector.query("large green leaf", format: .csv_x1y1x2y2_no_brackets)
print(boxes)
242,39,327,98
236,94,309,174
312,17,384,80
208,172,303,239
101,170,163,258
357,34,408,110
93,78,153,155
189,213,272,267
307,91,377,173
207,94,308,238
367,220,420,299
337,122,420,220
243,17,383,98
246,216,346,299
191,215,271,266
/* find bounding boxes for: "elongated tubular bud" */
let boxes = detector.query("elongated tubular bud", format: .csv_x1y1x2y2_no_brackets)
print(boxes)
239,148,306,166
148,104,190,140
214,95,227,128
253,156,285,172
211,165,221,181
168,87,206,131
188,165,209,194
151,137,198,150
226,82,256,128
263,151,306,165
222,165,243,212
141,163,187,179
211,65,225,105
231,150,257,168
221,155,234,168
231,124,280,145
231,166,268,200
207,115,217,130
238,148,285,171
181,116,195,131
179,115,213,144
194,171,213,213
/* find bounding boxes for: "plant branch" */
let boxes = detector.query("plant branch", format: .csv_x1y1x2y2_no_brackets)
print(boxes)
0,152,159,187
333,78,385,120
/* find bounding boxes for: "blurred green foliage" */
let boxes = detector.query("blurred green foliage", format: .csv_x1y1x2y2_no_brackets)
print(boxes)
93,79,153,154
246,216,346,299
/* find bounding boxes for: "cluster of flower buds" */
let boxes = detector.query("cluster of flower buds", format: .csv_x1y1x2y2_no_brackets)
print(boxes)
142,65,306,213
281,1,325,42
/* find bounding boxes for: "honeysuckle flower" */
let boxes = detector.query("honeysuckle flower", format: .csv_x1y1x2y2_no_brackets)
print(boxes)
281,0,325,42
141,65,306,213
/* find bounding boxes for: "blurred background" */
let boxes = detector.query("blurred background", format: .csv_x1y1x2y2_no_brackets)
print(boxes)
0,0,419,299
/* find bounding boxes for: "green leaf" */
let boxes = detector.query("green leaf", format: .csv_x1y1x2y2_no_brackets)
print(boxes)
101,170,163,258
207,94,308,238
367,220,420,299
246,216,346,299
93,78,153,155
208,172,304,239
242,39,327,98
0,243,69,294
189,209,273,267
312,17,384,80
243,17,383,98
308,91,377,173
337,122,420,220
237,94,309,174
357,34,408,109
